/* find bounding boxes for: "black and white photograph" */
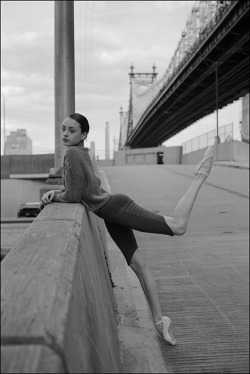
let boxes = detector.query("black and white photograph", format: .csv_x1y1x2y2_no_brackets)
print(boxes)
1,1,249,373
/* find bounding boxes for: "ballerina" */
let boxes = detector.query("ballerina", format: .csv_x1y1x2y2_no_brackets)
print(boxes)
41,113,214,345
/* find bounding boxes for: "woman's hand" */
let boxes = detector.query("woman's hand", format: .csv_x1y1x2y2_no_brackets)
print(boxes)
40,190,56,208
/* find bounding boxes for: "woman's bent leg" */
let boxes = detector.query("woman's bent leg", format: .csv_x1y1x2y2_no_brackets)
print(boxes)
129,249,162,324
103,220,165,325
104,221,138,265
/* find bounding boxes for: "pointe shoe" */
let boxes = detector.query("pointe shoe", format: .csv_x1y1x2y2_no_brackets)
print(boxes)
194,146,214,177
155,316,176,346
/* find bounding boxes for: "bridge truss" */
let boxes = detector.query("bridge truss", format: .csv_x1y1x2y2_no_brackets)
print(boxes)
119,0,249,149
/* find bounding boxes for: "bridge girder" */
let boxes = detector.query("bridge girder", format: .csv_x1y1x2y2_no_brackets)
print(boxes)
126,0,249,148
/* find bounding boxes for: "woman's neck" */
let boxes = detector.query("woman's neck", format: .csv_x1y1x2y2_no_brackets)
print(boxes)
75,140,84,148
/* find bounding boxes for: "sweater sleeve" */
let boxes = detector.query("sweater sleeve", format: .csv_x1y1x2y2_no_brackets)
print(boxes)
54,149,85,203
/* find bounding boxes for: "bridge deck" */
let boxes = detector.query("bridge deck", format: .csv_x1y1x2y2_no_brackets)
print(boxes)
103,164,249,373
127,1,249,147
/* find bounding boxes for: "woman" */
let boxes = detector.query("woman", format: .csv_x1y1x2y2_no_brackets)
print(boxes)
41,113,214,346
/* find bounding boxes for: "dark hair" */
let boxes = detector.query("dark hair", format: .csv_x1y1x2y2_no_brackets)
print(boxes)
68,113,89,133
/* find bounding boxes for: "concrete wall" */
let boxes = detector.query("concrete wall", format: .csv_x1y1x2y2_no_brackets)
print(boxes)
97,159,114,167
182,147,213,165
163,146,182,164
1,203,121,373
1,179,44,218
182,140,249,164
114,146,182,166
1,154,54,178
232,140,249,162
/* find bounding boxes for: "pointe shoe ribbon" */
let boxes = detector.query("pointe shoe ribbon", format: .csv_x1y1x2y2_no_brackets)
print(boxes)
194,146,214,177
155,316,176,346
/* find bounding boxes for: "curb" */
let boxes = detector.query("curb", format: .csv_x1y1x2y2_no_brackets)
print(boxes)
214,162,249,170
1,218,35,224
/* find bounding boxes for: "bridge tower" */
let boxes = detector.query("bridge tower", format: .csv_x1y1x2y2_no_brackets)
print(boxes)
119,107,127,150
127,63,158,140
105,121,110,160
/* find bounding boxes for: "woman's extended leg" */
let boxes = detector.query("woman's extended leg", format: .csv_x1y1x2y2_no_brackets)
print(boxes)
164,147,214,235
130,249,176,345
97,147,214,238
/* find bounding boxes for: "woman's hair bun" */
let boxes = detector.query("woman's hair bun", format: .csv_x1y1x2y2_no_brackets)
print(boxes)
68,113,89,133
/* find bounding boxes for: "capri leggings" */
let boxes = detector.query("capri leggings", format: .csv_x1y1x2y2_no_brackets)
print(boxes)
94,194,174,265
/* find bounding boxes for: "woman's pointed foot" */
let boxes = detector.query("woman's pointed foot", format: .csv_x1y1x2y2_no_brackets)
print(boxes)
194,146,214,178
155,316,176,346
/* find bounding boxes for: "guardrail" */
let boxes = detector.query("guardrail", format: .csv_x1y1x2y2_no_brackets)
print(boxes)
1,149,121,373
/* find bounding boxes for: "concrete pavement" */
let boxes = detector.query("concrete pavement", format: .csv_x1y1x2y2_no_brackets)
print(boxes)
1,162,248,372
102,163,249,373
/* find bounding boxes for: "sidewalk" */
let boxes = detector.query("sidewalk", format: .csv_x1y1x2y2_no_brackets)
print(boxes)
101,164,249,373
99,170,168,373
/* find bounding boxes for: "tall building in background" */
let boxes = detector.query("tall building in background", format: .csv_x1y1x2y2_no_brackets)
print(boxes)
5,129,32,155
105,122,110,160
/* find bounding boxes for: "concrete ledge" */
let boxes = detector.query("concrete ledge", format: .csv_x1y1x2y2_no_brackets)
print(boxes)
9,174,49,179
1,345,65,373
1,202,121,373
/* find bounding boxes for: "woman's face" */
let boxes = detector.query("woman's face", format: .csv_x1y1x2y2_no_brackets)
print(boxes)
61,117,87,146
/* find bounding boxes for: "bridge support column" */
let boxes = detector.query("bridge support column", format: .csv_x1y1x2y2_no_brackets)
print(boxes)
40,1,75,199
54,0,75,170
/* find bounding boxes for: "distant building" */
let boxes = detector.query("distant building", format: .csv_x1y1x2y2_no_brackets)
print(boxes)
5,129,32,155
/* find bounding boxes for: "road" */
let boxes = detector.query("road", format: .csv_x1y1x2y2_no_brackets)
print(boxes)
103,163,249,373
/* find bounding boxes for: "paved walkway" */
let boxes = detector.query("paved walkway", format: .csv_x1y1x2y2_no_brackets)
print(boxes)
103,163,249,373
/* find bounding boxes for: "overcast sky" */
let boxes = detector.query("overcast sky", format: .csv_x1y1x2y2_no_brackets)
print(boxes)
1,1,242,156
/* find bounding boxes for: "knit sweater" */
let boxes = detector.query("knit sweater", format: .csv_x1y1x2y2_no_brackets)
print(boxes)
55,146,111,212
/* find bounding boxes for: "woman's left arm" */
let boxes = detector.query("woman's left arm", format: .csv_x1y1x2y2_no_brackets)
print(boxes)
53,150,85,203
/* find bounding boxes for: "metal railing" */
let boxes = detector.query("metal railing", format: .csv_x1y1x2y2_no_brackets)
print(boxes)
182,123,233,154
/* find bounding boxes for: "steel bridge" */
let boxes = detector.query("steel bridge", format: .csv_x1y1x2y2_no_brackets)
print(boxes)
120,0,249,149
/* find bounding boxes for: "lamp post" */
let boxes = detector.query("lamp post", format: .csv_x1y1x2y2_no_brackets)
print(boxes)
215,62,220,142
2,95,6,155
215,61,220,161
